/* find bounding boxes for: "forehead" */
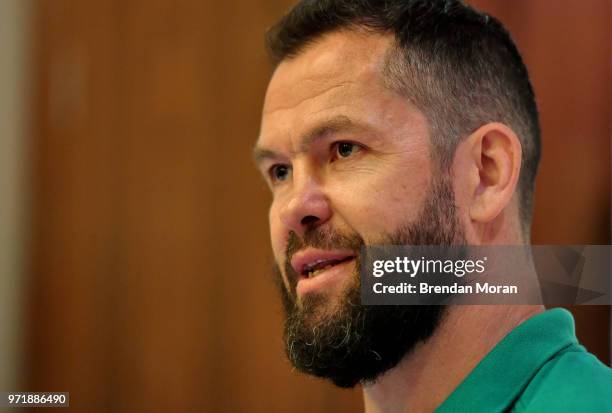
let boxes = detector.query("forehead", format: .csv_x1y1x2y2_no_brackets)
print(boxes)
264,30,393,111
259,30,402,147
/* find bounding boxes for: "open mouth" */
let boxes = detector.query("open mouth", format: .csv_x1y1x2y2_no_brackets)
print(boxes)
289,249,358,295
299,256,355,279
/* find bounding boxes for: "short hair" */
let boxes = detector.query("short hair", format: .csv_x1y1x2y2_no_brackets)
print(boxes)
266,0,541,233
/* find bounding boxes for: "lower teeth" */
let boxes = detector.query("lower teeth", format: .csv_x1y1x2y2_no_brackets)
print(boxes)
308,265,333,278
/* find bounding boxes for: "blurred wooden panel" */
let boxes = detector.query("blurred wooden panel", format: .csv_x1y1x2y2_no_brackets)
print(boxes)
27,1,121,410
27,1,609,413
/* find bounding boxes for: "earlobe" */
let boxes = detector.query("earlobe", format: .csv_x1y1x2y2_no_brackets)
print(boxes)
468,123,522,224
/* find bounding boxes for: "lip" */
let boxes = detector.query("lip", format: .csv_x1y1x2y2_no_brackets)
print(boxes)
290,248,356,296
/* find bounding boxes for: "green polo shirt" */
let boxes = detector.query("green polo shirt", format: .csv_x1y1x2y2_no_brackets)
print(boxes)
436,308,612,412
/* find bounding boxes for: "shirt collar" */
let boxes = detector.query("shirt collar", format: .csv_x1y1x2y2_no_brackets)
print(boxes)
435,308,578,413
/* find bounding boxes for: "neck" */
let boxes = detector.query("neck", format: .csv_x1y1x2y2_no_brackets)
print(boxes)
362,304,544,413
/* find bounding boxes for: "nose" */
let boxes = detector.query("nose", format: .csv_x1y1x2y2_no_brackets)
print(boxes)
279,170,332,237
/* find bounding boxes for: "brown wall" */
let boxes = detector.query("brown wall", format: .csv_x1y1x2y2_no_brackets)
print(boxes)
26,1,610,412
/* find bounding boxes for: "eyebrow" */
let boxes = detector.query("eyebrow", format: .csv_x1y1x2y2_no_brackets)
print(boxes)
252,115,363,166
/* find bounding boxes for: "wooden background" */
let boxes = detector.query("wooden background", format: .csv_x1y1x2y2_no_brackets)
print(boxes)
25,0,610,412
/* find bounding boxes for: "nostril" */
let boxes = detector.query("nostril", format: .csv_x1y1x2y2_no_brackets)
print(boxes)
300,215,319,227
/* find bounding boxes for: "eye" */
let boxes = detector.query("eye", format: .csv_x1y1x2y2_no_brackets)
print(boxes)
269,164,291,183
333,141,361,159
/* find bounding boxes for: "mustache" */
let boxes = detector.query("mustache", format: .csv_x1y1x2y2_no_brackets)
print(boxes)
282,228,364,297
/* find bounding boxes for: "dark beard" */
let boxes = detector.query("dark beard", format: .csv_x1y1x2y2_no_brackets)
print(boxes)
273,175,465,388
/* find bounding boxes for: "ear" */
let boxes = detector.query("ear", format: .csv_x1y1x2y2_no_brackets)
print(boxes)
467,122,522,224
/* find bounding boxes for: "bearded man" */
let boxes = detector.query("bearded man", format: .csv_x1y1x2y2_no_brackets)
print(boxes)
253,1,612,411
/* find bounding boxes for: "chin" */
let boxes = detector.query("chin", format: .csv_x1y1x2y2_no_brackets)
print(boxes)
297,289,346,324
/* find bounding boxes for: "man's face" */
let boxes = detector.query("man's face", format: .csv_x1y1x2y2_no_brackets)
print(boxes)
257,31,434,308
255,31,460,387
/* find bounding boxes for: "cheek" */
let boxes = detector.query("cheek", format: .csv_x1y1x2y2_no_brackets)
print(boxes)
329,160,431,238
268,202,286,263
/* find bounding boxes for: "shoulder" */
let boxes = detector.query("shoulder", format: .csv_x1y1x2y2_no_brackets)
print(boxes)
514,345,612,412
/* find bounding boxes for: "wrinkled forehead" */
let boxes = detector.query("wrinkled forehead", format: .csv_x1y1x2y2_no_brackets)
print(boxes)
259,31,396,144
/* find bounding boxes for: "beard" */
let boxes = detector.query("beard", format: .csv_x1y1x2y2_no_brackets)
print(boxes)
272,175,465,388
